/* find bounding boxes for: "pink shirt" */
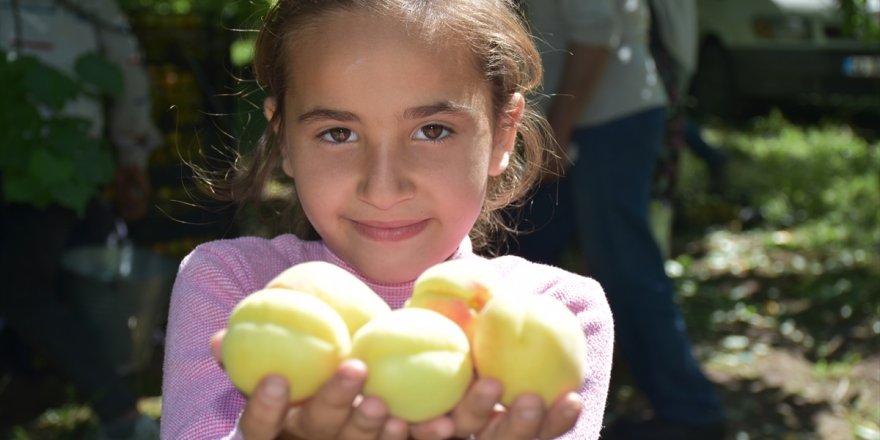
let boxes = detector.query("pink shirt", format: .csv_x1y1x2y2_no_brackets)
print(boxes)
161,234,613,439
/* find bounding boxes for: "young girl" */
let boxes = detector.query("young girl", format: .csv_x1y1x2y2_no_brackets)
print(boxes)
161,1,613,439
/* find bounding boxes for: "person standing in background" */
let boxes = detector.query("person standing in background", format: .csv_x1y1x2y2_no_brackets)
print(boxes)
0,1,161,438
517,0,728,438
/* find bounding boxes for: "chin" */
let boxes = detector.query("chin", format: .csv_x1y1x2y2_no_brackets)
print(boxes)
357,251,446,285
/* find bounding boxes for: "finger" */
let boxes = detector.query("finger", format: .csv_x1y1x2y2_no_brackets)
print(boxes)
537,392,582,440
490,394,545,440
451,378,503,438
409,415,455,440
334,396,390,440
292,359,368,438
240,375,290,440
209,330,226,363
379,417,410,440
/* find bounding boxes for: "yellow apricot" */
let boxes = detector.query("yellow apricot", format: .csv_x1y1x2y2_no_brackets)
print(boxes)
472,293,587,406
350,308,473,422
267,261,391,335
408,259,500,340
222,288,351,403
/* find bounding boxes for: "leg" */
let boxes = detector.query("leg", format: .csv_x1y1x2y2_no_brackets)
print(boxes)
685,119,728,195
569,108,725,425
684,119,726,169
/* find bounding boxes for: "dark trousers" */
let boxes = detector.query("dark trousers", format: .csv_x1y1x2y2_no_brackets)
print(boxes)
515,108,725,425
0,202,136,422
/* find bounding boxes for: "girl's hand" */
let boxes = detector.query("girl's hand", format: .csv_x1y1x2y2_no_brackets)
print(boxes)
409,378,583,440
211,331,581,439
210,330,409,440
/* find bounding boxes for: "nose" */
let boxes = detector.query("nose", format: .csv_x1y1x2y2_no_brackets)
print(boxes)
357,141,414,210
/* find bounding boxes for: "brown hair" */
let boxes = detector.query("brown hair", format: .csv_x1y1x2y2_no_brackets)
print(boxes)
220,0,552,252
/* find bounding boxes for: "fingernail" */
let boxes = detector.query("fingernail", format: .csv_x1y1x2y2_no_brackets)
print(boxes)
518,396,543,420
263,376,286,399
359,397,385,418
338,360,366,386
520,408,540,420
565,395,583,417
476,378,503,402
338,371,361,389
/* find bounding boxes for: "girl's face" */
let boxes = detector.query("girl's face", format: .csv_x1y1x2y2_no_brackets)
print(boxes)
272,10,521,284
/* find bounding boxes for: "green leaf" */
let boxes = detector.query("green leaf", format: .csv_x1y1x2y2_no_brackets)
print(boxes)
42,117,116,185
0,140,32,169
75,53,124,98
28,148,75,187
230,37,256,67
18,56,80,110
70,141,116,185
0,51,114,214
3,170,53,209
0,108,41,169
50,181,93,216
44,117,96,153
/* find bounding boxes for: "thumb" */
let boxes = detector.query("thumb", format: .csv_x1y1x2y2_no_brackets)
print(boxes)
240,375,290,440
210,330,226,364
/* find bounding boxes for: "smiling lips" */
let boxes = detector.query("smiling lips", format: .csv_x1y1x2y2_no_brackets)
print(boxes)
353,219,430,242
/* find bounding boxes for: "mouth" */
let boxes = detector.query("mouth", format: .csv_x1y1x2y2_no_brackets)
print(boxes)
352,219,430,242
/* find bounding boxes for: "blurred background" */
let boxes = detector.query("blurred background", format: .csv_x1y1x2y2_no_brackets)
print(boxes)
0,0,878,439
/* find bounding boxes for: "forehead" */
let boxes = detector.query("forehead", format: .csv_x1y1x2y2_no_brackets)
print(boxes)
283,10,491,113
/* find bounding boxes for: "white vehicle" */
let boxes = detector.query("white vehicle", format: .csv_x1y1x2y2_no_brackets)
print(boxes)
691,0,880,118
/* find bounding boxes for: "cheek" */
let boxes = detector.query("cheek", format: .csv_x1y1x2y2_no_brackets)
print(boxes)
293,175,340,238
434,154,491,211
286,152,336,218
451,139,496,206
465,140,496,185
292,163,333,186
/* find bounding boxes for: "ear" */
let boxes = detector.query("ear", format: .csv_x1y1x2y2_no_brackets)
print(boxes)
264,96,278,128
488,92,525,177
264,96,294,178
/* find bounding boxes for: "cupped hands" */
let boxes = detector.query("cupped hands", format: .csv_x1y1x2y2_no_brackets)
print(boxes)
210,330,581,440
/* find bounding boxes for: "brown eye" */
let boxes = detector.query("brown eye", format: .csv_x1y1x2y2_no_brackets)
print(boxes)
320,128,356,143
416,124,450,141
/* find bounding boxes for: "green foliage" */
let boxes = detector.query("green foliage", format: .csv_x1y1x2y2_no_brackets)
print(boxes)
117,0,273,67
75,53,124,97
667,114,880,436
230,36,258,67
705,110,880,252
840,0,880,41
0,51,121,215
118,0,273,24
674,110,879,361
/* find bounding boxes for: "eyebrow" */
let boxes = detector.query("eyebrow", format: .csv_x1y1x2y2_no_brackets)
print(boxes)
296,101,475,124
297,108,358,124
403,101,475,120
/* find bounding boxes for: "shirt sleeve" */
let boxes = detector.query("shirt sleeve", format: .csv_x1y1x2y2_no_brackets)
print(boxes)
552,275,615,439
160,244,250,439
